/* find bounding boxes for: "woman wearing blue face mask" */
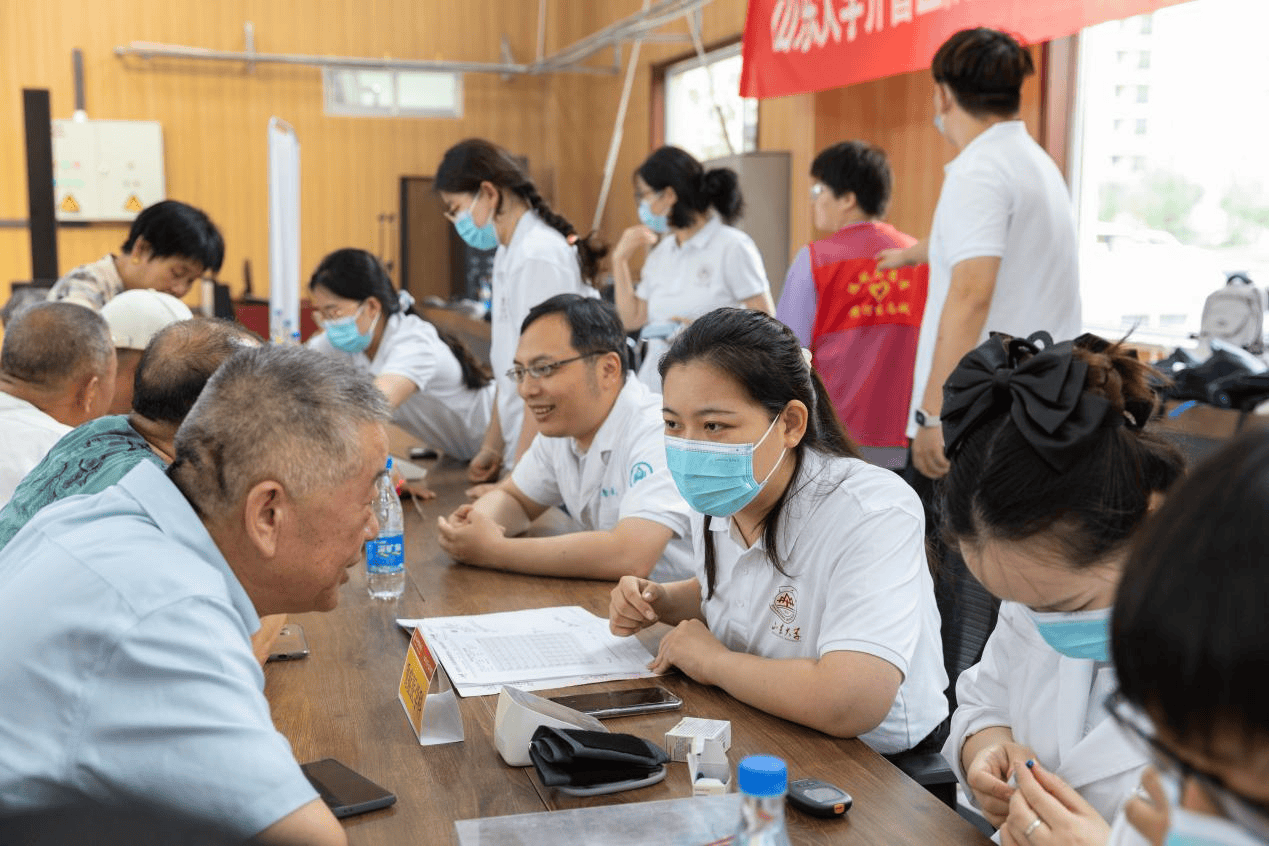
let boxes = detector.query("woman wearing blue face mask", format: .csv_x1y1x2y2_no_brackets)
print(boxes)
434,139,604,485
611,147,775,392
307,248,494,471
607,307,947,752
936,332,1185,841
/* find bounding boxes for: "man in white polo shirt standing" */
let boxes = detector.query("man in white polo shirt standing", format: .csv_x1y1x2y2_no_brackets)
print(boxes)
880,27,1082,484
438,294,692,582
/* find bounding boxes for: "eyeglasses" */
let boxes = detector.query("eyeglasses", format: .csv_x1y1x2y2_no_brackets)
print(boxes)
505,352,602,383
312,300,366,328
810,183,827,199
1105,690,1269,838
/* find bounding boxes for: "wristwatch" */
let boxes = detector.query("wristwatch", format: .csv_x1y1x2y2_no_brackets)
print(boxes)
914,408,941,428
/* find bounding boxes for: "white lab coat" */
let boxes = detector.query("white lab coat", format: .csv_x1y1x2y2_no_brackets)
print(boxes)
942,602,1147,826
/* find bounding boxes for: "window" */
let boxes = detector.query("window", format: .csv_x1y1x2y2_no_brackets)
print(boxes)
323,67,462,118
663,43,757,162
1072,0,1269,345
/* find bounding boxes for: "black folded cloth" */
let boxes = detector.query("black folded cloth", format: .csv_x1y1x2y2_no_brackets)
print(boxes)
528,726,669,788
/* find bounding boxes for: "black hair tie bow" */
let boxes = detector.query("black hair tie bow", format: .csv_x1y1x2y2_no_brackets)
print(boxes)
941,331,1114,472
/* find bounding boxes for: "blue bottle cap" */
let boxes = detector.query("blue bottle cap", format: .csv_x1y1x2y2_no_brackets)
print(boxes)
737,755,787,798
386,456,394,471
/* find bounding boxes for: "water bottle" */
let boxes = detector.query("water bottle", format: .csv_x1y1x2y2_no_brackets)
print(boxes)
366,457,405,599
734,755,793,846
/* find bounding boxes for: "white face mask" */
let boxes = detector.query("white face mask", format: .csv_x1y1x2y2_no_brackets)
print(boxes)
1165,805,1269,846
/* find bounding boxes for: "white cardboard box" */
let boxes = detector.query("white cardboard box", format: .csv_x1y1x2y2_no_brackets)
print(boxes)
664,717,731,763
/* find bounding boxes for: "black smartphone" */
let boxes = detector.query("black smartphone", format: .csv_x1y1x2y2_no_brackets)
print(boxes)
547,686,683,719
266,624,309,662
301,758,397,819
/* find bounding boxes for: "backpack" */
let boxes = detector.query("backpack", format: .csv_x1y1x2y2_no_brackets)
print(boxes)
1199,273,1264,354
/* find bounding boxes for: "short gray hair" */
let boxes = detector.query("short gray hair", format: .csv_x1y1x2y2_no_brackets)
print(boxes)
168,345,390,518
1,301,113,387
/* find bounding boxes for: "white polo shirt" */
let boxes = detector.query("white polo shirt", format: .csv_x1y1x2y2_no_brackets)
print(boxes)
309,312,494,461
511,377,693,581
0,392,72,506
694,450,948,754
635,214,771,390
909,120,1082,437
491,211,595,467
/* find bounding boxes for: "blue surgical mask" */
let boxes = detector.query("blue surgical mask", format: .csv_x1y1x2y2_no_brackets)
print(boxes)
1165,805,1268,846
1027,606,1111,662
638,198,669,234
324,302,379,354
665,416,786,518
453,194,499,251
933,112,946,136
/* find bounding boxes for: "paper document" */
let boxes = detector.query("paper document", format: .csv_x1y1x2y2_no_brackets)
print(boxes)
396,606,658,697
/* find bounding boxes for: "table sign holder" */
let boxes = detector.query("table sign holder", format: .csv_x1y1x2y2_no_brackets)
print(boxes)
398,627,464,746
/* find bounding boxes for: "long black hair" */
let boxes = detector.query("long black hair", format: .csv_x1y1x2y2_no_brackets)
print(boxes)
309,248,490,390
659,307,858,598
636,146,743,229
435,138,606,284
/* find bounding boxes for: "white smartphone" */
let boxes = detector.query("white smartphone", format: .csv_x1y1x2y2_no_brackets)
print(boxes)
547,686,683,719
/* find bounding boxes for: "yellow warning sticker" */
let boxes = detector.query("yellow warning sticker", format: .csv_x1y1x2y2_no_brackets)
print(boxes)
124,194,143,213
60,194,80,213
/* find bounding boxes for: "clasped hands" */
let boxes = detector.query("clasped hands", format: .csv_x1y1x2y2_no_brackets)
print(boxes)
608,575,728,685
967,739,1110,845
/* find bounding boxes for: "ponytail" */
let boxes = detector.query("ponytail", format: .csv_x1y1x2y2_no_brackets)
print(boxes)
701,167,743,225
400,301,491,390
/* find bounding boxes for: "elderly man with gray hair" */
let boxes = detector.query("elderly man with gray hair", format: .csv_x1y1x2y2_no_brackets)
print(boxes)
0,345,389,845
0,302,117,504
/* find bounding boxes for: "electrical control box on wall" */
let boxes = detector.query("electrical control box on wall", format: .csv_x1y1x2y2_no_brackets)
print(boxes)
53,119,165,222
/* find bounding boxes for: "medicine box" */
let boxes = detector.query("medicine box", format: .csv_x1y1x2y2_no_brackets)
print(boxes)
664,717,731,763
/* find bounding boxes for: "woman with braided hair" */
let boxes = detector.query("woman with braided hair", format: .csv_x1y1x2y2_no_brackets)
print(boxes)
936,331,1185,845
611,146,775,391
435,139,603,483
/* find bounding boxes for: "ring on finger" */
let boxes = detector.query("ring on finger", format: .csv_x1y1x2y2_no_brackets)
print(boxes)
1024,817,1043,839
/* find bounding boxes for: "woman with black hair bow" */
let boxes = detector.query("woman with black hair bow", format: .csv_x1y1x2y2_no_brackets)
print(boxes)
937,331,1185,843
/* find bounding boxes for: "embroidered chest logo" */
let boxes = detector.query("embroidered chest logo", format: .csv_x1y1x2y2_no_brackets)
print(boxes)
696,265,713,286
630,461,653,486
769,585,801,642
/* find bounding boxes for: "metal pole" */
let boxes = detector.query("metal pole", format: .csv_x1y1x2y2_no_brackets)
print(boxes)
686,9,735,156
591,0,650,233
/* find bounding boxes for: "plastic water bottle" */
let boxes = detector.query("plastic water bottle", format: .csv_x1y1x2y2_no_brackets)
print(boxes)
734,756,792,846
366,457,405,599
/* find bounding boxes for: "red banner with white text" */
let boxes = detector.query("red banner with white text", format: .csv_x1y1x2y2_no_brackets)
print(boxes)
740,0,1194,98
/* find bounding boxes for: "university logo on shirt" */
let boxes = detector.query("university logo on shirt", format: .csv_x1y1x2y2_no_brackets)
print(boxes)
770,585,801,643
629,461,653,486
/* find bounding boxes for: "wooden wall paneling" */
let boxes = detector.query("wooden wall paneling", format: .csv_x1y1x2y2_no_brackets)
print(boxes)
810,46,1044,243
0,0,552,306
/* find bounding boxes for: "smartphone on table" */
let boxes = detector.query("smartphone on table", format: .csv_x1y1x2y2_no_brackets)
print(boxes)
546,686,683,719
301,758,397,818
266,623,309,662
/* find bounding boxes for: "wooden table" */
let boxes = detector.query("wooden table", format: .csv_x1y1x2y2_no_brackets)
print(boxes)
266,456,990,846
